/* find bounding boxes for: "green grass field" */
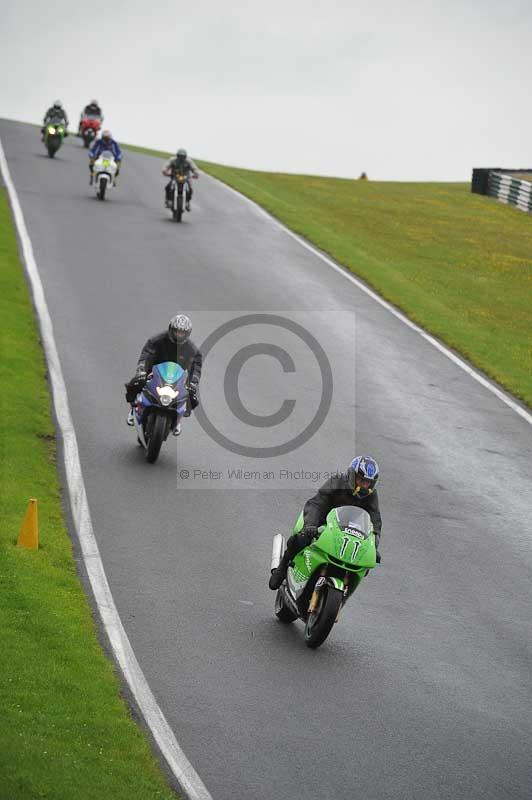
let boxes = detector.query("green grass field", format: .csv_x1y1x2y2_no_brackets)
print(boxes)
195,161,532,408
0,187,178,799
124,143,531,406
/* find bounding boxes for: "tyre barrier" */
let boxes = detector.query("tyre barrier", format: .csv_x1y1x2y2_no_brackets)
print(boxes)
471,167,532,214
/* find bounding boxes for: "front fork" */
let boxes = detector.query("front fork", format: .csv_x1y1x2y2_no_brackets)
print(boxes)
307,570,350,622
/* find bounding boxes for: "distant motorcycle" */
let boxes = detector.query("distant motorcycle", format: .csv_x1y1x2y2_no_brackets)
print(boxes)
167,172,188,222
43,119,66,158
132,362,189,463
167,173,198,222
271,506,378,648
93,151,117,200
79,114,102,148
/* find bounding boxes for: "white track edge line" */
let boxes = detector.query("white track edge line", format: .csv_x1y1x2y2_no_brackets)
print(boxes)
205,172,532,426
0,137,213,800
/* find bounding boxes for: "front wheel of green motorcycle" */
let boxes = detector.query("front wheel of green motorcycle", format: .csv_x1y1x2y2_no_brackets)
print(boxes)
304,586,343,649
274,588,298,624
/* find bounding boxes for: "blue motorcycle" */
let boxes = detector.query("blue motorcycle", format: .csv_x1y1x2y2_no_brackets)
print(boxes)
133,362,189,463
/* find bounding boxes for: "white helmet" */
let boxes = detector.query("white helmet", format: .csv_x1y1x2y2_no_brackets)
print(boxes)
168,314,192,344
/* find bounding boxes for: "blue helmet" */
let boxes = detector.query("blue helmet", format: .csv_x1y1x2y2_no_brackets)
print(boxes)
347,456,379,497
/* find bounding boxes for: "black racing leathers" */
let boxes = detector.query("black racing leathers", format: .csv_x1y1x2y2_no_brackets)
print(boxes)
303,474,382,548
43,107,69,126
136,332,202,384
271,474,383,589
83,103,102,117
125,332,202,404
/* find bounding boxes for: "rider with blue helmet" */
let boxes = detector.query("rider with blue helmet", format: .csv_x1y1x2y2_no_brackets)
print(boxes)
269,456,382,590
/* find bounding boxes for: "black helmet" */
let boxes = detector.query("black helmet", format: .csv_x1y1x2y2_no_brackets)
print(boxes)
347,456,379,498
168,314,192,344
176,148,187,159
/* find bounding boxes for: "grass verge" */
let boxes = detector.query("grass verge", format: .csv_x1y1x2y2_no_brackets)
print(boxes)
195,161,532,408
0,186,178,800
124,142,532,406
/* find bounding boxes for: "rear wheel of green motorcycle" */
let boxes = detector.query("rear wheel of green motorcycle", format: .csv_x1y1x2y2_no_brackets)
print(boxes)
275,588,298,624
146,414,167,463
304,586,343,649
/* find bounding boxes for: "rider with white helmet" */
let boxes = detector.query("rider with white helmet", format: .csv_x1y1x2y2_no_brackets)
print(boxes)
88,130,123,184
42,100,69,139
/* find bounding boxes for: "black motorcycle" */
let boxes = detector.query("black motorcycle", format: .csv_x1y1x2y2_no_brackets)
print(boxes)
167,172,189,222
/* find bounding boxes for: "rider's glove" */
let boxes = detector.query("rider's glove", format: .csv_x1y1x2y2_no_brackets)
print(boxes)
300,526,318,548
189,382,199,409
135,366,147,380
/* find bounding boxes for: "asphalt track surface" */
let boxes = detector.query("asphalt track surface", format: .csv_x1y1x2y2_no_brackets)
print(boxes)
2,119,532,800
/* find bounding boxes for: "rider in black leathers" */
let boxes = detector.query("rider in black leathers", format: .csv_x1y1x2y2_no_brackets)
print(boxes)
125,314,202,433
42,100,69,139
79,99,103,134
269,456,382,590
82,99,103,117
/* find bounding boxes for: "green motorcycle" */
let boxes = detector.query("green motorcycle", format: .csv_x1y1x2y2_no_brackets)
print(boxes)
271,506,378,649
44,120,66,158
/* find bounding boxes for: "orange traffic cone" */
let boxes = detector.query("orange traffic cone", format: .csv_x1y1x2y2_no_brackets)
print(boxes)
17,499,39,549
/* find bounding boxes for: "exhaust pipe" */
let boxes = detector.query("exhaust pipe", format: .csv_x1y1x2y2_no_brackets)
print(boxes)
270,533,284,572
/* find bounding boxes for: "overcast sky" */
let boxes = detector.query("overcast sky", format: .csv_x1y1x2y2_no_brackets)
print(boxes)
1,0,531,180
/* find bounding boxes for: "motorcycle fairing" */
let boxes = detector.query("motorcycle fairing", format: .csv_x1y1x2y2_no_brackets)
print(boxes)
134,361,188,426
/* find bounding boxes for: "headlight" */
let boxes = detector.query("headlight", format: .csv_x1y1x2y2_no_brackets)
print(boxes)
48,127,56,134
157,386,178,406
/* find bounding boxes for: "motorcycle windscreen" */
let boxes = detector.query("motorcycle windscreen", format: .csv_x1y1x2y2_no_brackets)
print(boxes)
153,361,185,386
333,506,372,538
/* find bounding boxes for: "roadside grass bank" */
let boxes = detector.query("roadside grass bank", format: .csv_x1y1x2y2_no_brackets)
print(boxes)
196,162,532,408
125,142,532,406
0,186,178,799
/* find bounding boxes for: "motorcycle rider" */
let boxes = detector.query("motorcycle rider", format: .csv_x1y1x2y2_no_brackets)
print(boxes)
79,98,103,134
83,98,103,117
163,149,199,211
42,100,69,139
125,314,202,436
269,456,382,590
88,130,123,185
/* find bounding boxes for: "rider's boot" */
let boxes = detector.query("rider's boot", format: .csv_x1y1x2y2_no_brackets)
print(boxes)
185,201,191,212
269,551,291,590
172,422,182,437
127,407,135,426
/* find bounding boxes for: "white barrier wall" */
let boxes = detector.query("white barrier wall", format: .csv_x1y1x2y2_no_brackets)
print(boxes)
487,172,532,214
